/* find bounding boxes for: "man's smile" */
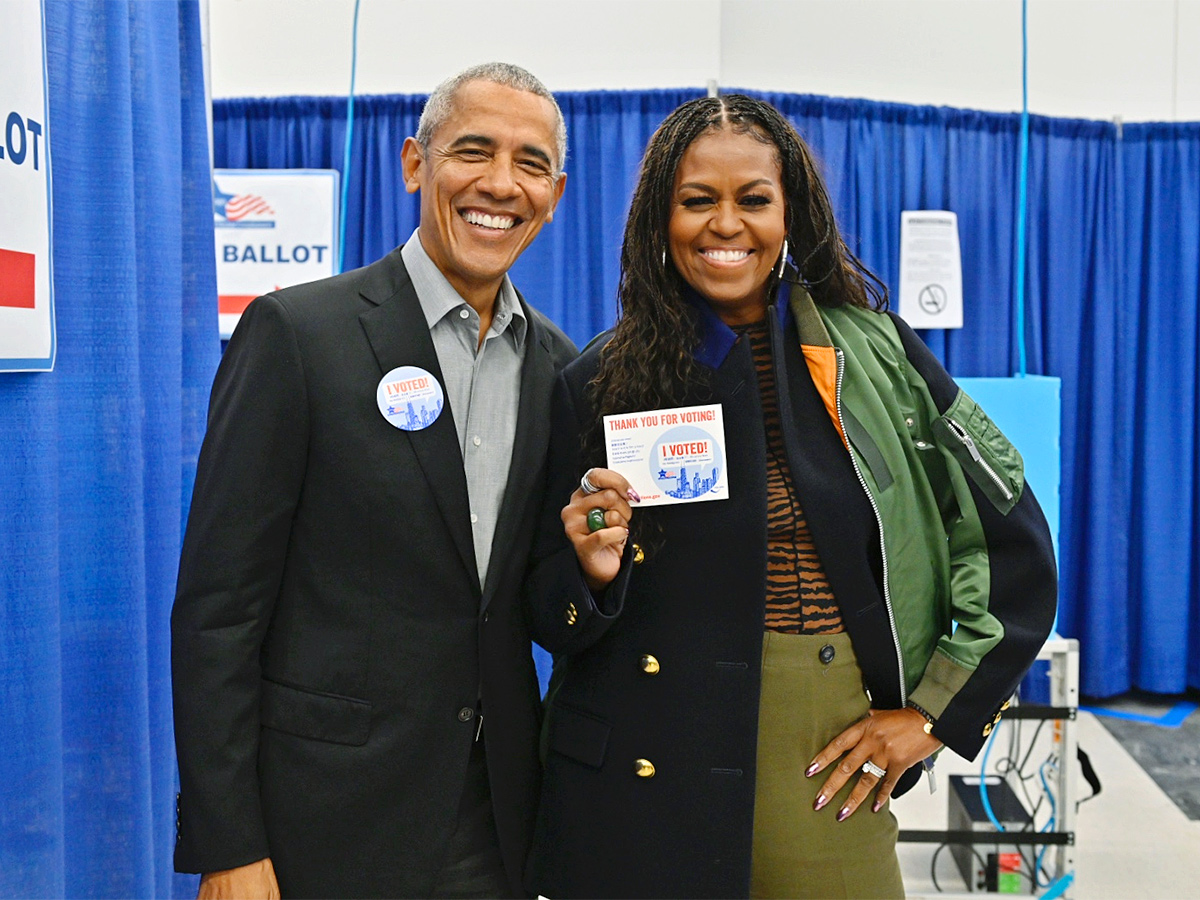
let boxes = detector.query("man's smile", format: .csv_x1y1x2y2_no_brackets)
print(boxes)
461,209,520,231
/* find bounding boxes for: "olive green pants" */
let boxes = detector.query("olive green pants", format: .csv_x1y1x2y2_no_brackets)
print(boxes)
751,631,905,899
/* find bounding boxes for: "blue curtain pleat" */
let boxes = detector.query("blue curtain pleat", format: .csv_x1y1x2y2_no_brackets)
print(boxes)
211,89,1200,700
1122,123,1200,693
0,2,218,897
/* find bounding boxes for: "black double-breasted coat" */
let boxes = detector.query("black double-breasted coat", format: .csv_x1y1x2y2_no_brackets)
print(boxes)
523,294,1055,899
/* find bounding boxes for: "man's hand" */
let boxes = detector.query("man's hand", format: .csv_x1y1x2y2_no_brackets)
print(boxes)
198,858,280,900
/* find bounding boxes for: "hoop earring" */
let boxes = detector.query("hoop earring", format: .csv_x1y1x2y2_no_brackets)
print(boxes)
662,250,668,267
776,239,789,280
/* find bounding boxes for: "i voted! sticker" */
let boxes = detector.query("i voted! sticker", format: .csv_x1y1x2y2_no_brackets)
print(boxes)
651,424,724,500
376,366,444,431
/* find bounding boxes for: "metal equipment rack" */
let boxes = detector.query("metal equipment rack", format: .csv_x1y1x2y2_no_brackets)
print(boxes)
898,637,1080,898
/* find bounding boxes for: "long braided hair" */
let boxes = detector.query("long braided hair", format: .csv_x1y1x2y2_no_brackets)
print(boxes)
586,94,886,444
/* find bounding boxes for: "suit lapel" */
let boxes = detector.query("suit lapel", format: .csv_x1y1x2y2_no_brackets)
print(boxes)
481,301,557,606
358,251,478,585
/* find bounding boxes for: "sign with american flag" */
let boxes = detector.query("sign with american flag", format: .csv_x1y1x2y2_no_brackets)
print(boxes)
1,0,56,372
213,169,339,339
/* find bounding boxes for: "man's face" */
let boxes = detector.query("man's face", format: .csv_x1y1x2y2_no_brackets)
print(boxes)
401,80,566,304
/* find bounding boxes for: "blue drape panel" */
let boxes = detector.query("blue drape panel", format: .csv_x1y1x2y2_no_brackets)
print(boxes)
0,2,217,897
1121,123,1200,693
212,90,1200,700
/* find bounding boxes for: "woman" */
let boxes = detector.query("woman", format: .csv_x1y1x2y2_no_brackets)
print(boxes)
524,95,1057,900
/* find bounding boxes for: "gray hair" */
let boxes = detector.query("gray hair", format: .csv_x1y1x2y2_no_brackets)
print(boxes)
415,62,567,174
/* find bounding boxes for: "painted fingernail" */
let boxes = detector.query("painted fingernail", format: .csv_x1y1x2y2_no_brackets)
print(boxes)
627,488,641,503
872,800,883,813
813,794,828,812
804,762,819,778
836,807,851,822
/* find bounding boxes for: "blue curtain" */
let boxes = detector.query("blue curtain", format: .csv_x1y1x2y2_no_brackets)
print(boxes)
0,2,217,897
1120,123,1200,693
214,89,1200,700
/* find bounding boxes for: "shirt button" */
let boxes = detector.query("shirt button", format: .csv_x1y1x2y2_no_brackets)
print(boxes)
458,707,474,722
458,308,470,319
472,435,482,446
470,513,478,524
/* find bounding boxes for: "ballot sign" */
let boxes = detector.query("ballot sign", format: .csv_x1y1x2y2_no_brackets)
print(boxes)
214,169,339,339
1,0,56,372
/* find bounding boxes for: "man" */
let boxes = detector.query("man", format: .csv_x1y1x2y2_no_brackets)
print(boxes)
171,63,574,899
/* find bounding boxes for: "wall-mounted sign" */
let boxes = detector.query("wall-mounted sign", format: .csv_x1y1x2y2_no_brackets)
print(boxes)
214,169,339,339
1,0,55,372
898,210,963,330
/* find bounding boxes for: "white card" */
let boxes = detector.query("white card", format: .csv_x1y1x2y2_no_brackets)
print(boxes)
603,404,728,506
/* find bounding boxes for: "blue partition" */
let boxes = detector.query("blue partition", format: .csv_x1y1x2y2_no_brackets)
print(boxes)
957,375,1061,562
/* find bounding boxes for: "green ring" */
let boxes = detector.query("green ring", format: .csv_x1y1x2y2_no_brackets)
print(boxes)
587,507,607,533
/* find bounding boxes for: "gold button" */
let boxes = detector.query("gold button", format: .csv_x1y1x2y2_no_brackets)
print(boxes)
632,543,644,564
565,602,577,625
1001,699,1012,710
982,722,993,737
634,758,655,778
640,654,660,675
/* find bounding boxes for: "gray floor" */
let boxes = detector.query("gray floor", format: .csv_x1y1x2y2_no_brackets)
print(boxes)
893,703,1200,899
1086,692,1200,821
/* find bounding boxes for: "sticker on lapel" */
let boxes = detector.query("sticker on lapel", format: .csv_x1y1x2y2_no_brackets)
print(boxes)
376,366,445,431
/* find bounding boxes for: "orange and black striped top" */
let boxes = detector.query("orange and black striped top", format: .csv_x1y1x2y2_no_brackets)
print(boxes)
745,320,844,635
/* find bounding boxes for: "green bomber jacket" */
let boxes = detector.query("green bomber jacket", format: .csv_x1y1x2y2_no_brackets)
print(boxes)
794,282,1058,758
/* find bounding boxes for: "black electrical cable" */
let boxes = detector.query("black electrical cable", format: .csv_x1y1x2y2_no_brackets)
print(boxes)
930,841,949,892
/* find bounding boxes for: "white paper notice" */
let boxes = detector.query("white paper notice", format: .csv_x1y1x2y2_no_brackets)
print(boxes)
898,211,963,329
603,404,728,506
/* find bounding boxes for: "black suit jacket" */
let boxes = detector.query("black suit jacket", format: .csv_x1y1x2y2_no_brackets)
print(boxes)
171,247,576,898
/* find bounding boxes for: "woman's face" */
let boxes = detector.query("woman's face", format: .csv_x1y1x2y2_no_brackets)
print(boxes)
668,127,787,327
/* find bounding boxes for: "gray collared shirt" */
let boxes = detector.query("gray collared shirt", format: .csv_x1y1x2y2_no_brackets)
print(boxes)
401,229,527,588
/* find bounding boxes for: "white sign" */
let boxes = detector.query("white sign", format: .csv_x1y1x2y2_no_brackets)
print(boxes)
603,404,728,506
214,169,339,338
898,210,963,329
0,0,55,372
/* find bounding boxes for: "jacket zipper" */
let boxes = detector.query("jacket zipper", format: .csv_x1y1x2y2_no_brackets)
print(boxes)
943,417,1013,502
834,348,907,704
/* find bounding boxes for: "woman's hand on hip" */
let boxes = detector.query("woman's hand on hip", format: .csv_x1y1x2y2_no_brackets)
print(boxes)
805,707,943,821
563,467,639,591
